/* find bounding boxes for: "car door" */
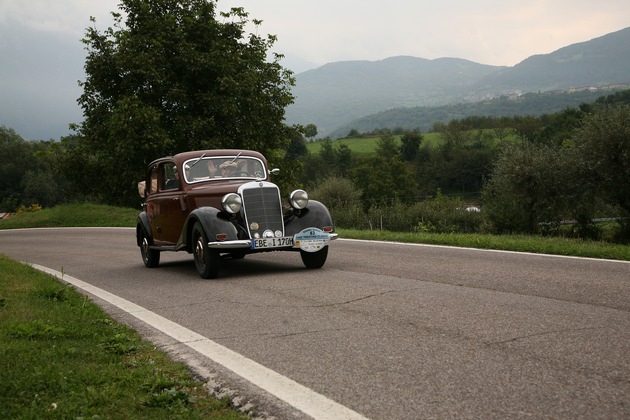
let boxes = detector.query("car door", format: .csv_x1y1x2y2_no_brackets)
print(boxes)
149,161,188,246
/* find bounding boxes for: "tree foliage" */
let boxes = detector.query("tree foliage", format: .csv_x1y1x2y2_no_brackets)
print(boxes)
72,0,295,206
0,127,65,211
350,135,417,206
416,133,496,197
285,126,308,160
303,124,318,140
481,142,571,233
572,104,630,215
399,131,422,161
481,104,630,238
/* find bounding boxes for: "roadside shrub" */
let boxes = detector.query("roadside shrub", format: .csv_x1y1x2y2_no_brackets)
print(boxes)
365,201,420,231
312,176,483,233
311,176,362,209
415,192,482,233
330,203,369,230
612,218,630,244
356,193,482,233
311,176,365,229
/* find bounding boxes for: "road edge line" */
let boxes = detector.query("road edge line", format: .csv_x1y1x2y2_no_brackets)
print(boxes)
31,264,368,420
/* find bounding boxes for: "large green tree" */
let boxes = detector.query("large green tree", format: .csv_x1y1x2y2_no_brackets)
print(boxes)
570,104,630,241
572,104,630,215
481,142,571,234
72,0,295,206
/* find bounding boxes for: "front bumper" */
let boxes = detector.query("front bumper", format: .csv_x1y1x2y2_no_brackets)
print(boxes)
207,240,252,249
207,232,338,249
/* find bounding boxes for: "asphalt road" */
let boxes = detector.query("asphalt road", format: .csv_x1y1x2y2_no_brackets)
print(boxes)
1,227,629,419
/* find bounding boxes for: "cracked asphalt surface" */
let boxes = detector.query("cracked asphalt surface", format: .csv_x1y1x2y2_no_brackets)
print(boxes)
1,228,629,419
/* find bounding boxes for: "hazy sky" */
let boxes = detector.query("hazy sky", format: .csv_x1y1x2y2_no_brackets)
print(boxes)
1,0,628,139
3,0,629,68
221,0,630,68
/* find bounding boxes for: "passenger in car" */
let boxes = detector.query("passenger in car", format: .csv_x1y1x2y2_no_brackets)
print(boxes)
137,171,159,196
219,161,237,177
164,166,180,190
207,159,219,177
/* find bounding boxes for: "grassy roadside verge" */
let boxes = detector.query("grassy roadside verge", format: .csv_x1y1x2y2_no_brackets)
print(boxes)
0,203,139,229
0,255,245,419
337,228,630,261
2,203,628,261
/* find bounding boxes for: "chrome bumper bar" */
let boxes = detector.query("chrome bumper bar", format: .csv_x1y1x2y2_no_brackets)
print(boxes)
207,240,252,249
208,232,338,249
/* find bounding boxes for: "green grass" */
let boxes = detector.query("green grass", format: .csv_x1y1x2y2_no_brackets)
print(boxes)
306,133,443,157
338,228,630,261
0,203,138,229
305,130,520,157
0,255,246,419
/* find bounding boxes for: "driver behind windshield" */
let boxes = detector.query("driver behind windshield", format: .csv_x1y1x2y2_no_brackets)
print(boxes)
219,161,237,177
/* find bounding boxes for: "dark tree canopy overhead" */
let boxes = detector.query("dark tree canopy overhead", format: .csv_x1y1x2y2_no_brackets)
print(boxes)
73,0,295,206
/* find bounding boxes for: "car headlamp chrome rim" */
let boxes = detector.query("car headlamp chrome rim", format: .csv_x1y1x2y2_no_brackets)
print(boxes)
221,193,242,214
289,189,309,210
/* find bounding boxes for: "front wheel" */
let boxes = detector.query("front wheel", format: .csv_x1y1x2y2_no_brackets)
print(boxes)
192,222,221,279
300,246,329,269
140,228,160,268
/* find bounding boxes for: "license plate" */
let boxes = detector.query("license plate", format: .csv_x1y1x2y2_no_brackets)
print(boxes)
252,236,294,249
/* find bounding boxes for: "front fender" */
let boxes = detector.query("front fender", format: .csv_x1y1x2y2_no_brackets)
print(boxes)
180,207,242,252
285,200,335,236
136,212,152,246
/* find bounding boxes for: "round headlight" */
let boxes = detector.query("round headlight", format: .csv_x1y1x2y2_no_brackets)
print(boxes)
289,189,309,210
221,193,242,214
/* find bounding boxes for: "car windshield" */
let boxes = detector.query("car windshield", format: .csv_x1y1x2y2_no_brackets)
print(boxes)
183,156,266,183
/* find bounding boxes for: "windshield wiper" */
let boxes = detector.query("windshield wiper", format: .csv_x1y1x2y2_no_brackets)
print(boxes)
188,153,206,169
228,152,242,165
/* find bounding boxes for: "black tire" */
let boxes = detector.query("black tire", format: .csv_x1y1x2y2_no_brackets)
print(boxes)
192,222,221,279
140,228,160,268
300,246,329,269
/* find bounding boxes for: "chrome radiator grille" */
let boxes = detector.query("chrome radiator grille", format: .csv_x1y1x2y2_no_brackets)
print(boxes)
241,185,284,236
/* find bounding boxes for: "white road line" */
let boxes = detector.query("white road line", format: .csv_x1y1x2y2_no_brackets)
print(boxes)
339,238,630,264
32,264,368,420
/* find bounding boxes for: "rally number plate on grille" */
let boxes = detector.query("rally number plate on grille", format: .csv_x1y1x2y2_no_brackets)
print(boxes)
252,237,294,249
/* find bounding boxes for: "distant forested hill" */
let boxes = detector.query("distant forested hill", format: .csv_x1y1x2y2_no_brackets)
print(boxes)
328,89,627,138
474,27,630,92
286,27,630,138
286,56,504,136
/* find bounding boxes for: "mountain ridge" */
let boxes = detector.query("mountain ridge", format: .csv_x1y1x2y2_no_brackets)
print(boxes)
286,27,630,138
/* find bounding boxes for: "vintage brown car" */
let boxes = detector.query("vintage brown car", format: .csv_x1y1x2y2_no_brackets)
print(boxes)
136,149,337,278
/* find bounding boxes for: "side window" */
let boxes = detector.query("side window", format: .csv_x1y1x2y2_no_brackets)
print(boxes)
148,166,159,194
161,163,179,190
